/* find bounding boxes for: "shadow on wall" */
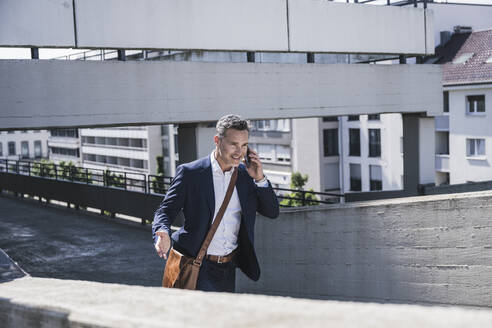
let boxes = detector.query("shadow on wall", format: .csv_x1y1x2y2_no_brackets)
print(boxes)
0,297,71,328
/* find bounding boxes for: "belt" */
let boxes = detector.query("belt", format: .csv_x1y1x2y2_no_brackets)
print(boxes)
206,249,237,264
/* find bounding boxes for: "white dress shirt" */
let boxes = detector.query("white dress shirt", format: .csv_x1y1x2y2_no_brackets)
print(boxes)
208,151,268,256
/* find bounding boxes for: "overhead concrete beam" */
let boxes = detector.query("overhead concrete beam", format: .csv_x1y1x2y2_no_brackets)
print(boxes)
75,0,288,52
0,0,75,48
0,0,434,55
287,1,432,55
0,60,443,130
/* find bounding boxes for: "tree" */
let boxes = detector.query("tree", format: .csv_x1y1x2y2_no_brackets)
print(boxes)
31,159,56,178
104,169,125,188
279,172,319,207
150,156,168,194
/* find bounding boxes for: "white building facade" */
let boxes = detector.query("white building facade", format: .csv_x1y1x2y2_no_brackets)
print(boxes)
48,128,81,165
80,126,163,176
446,86,492,184
0,130,49,161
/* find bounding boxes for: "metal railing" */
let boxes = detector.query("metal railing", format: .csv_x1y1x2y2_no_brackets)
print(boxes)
0,159,344,206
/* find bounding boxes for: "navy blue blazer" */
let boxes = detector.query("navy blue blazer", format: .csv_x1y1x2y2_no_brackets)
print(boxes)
152,155,279,281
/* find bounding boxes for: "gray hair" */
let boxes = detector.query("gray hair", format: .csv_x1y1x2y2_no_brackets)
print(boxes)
216,114,250,138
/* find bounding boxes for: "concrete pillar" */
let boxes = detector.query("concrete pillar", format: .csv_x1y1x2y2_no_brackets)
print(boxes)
177,123,198,165
402,113,435,195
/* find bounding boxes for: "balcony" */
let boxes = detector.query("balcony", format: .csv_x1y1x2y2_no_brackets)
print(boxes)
435,154,450,172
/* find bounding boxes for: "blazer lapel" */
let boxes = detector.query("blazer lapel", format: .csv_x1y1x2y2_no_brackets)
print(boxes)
202,156,215,223
236,166,249,216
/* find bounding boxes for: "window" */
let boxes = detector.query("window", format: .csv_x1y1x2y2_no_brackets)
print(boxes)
258,144,275,161
21,141,29,159
368,114,380,121
276,119,290,132
348,115,359,121
50,128,78,138
467,138,486,157
34,141,42,158
323,129,338,156
322,116,338,122
349,164,361,191
8,142,15,156
349,129,360,156
368,129,381,157
466,95,485,114
369,165,382,191
443,91,449,113
251,119,290,132
275,145,291,163
131,159,145,169
50,147,79,157
83,154,96,162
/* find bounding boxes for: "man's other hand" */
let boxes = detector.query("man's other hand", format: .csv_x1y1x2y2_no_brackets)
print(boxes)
155,231,171,259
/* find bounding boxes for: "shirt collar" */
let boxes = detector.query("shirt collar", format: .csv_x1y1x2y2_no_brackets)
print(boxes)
210,150,234,175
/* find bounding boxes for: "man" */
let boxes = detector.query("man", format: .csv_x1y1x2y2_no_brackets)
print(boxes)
152,114,279,292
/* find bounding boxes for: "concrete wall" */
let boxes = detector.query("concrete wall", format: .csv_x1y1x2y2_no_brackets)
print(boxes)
1,0,433,55
0,60,443,130
291,118,322,192
195,124,217,159
2,277,492,328
238,190,492,307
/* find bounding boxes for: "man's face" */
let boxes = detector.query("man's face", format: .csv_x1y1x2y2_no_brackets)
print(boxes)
214,128,249,169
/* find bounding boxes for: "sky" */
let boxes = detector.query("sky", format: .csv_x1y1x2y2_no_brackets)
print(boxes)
1,0,491,59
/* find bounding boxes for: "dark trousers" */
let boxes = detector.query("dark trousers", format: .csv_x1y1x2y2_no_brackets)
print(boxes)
196,259,236,293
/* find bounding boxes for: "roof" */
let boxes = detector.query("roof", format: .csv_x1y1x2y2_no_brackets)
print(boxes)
425,29,492,86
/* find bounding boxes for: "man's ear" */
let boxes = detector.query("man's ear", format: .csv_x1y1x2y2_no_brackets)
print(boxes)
214,135,219,146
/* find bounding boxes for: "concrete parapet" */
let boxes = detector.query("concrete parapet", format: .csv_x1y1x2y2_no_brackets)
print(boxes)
238,190,492,307
1,277,492,327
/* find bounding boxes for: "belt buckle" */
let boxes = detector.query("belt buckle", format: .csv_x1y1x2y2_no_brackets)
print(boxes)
217,255,223,264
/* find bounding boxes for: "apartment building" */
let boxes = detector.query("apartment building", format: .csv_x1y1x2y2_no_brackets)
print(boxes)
0,130,49,161
429,28,492,185
48,128,81,164
80,126,163,176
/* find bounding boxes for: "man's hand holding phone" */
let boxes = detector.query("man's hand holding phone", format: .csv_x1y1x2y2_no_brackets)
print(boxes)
244,147,266,183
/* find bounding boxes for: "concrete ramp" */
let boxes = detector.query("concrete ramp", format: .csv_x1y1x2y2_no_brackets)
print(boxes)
1,277,492,328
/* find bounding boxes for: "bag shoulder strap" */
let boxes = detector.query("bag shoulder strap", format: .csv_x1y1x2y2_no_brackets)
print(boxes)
194,167,238,266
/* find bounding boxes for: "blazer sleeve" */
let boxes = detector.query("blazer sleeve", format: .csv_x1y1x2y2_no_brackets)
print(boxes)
152,165,186,243
256,180,280,219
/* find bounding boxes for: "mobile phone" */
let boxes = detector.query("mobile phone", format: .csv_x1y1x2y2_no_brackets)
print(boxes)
244,147,251,168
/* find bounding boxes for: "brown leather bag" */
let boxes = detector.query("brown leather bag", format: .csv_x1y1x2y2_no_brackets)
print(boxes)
162,167,238,290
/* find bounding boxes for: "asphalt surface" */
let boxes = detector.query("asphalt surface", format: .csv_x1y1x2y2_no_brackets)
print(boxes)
0,193,165,286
